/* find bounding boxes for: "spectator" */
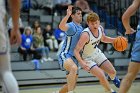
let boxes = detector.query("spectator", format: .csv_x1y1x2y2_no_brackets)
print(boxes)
75,0,91,14
54,28,65,44
8,17,24,35
18,26,36,61
32,20,40,33
22,0,32,12
54,27,66,57
75,0,92,27
32,26,53,62
42,0,55,15
43,24,58,51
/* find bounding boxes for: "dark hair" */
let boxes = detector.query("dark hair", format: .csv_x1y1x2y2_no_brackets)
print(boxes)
72,6,82,15
35,26,41,31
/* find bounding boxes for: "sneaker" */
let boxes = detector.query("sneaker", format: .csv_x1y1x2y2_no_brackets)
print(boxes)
47,57,54,61
105,90,116,93
42,57,48,62
40,59,44,63
112,76,120,88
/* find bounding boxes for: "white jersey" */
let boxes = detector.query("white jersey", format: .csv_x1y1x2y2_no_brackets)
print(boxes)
0,0,8,54
82,26,103,57
0,0,6,18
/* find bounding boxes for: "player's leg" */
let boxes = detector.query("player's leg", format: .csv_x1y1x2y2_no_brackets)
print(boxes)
0,9,19,92
95,48,120,88
0,77,6,93
56,57,78,93
0,53,19,93
63,58,78,93
118,62,140,93
59,75,78,93
100,60,120,88
90,66,115,93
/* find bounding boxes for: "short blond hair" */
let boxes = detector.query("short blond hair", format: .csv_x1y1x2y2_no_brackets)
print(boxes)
86,12,100,23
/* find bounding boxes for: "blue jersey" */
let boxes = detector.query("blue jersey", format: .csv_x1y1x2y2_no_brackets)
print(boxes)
58,21,83,70
131,21,140,62
60,22,83,56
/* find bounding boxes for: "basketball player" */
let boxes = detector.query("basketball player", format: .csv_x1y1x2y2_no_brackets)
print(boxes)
0,0,21,93
74,12,120,93
119,0,140,93
56,6,83,93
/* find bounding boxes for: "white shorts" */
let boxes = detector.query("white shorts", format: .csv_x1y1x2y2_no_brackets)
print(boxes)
82,48,107,69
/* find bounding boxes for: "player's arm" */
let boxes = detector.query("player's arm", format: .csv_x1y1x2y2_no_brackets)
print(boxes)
9,0,21,45
59,5,72,31
9,0,20,32
74,32,90,71
122,0,140,34
101,26,115,43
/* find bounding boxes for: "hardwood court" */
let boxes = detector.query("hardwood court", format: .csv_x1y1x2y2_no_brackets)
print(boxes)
2,81,139,93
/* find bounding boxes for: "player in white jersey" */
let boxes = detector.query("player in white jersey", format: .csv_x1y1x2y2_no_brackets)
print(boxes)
74,12,120,93
0,0,21,93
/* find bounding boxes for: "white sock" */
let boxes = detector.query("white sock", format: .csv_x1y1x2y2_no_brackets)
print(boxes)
111,88,115,92
110,76,115,80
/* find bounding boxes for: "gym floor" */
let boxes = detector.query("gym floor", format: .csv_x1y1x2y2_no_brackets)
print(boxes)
4,80,139,93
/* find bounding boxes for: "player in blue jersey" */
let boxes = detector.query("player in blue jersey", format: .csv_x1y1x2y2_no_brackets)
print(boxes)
119,0,140,93
0,0,21,93
55,6,83,93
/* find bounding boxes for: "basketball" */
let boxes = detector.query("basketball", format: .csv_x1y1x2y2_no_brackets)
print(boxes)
113,36,128,52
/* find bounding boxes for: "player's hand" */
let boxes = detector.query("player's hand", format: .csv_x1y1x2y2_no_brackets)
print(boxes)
66,5,73,16
10,28,21,45
125,28,136,35
81,61,90,72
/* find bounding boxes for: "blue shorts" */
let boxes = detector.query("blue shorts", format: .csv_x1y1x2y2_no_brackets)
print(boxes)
58,52,79,74
131,25,140,63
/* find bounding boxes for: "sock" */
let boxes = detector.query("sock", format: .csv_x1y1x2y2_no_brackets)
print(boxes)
111,89,115,92
110,76,115,80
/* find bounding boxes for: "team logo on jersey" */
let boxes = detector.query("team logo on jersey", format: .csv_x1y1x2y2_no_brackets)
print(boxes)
92,40,100,48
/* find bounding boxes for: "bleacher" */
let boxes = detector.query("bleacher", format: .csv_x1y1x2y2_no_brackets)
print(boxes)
10,0,140,86
11,41,140,86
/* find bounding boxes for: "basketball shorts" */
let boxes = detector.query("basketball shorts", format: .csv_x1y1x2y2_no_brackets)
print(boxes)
82,48,108,69
58,52,79,74
131,24,140,63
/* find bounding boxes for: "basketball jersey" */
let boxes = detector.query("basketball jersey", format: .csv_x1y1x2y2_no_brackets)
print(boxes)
0,0,8,54
131,19,140,62
82,26,103,57
60,21,83,56
0,0,6,18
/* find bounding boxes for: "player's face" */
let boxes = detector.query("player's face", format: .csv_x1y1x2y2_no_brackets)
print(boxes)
88,20,100,31
72,10,82,23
